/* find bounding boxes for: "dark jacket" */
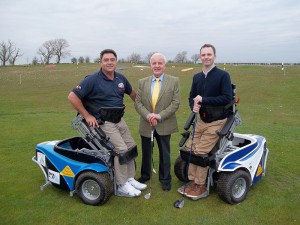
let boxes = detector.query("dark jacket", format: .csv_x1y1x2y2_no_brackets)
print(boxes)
189,66,232,122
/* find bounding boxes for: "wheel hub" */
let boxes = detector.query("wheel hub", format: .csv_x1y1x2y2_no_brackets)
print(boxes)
82,179,101,200
232,177,246,199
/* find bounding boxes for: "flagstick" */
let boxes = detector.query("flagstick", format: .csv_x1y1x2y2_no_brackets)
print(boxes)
281,62,285,76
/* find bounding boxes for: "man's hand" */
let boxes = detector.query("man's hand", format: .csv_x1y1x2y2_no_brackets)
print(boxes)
147,113,161,127
193,95,202,113
85,114,99,128
193,95,202,104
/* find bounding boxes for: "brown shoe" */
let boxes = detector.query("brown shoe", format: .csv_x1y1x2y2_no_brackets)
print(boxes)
177,181,196,195
183,181,197,194
185,184,208,200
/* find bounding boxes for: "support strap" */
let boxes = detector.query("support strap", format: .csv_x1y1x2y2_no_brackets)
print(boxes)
115,145,138,165
180,148,216,168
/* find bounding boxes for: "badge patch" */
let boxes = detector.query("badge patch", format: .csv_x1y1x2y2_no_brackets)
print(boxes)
118,82,125,89
76,85,81,90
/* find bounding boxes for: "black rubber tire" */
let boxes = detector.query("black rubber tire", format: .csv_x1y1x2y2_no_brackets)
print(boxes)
217,170,251,204
174,155,188,182
75,171,113,206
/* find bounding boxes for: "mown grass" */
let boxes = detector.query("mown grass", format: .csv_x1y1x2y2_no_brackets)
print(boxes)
0,63,299,225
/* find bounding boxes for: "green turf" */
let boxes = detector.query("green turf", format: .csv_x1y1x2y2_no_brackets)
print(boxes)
0,63,299,225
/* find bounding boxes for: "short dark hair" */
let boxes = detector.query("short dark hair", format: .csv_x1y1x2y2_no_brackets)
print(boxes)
100,49,117,61
200,44,216,55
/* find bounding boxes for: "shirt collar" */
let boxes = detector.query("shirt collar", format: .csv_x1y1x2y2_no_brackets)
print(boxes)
100,68,116,80
203,65,215,77
152,74,164,82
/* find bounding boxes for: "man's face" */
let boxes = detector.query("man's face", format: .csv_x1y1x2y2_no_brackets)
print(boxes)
150,55,166,77
101,53,117,73
200,47,216,67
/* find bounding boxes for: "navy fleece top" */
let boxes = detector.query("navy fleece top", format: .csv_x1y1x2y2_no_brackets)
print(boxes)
189,66,232,109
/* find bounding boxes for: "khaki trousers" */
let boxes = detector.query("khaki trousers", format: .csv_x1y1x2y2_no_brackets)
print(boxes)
100,118,136,185
185,118,227,185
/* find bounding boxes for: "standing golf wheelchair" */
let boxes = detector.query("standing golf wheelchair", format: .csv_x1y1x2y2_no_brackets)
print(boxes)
32,107,136,206
174,85,269,204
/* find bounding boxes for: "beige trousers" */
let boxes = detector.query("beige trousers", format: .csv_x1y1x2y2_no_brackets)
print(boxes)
185,118,227,185
100,118,136,185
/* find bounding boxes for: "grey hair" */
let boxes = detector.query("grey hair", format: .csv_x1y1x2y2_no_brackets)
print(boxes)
149,53,167,64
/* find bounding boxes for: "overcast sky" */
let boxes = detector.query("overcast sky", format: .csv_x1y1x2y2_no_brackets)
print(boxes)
1,0,299,64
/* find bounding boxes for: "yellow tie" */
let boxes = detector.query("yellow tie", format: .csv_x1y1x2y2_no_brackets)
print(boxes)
152,78,160,111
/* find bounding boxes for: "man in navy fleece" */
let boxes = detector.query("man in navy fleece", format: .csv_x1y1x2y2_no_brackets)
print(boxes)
180,44,232,200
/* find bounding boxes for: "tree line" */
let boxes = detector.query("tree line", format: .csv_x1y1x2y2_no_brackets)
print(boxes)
0,39,200,66
72,51,200,65
122,51,200,64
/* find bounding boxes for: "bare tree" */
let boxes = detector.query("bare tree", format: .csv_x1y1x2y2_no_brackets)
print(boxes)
85,56,90,63
37,40,54,64
174,51,188,63
9,48,23,65
144,52,156,63
127,52,141,63
191,53,200,64
52,38,70,63
78,56,84,63
0,40,18,66
37,38,70,64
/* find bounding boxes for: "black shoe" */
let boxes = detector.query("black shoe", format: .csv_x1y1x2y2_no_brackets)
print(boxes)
137,177,149,184
162,183,171,191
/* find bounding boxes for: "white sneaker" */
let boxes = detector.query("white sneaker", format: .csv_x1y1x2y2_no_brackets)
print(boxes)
117,181,141,197
128,178,147,191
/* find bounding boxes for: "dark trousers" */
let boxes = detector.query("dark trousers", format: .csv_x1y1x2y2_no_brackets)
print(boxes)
140,130,171,184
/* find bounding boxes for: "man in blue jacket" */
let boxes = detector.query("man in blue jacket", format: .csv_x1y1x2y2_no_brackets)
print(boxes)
68,49,146,198
181,44,232,200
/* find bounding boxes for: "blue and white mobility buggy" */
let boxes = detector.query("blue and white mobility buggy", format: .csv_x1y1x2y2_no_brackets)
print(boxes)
174,84,269,204
32,114,117,206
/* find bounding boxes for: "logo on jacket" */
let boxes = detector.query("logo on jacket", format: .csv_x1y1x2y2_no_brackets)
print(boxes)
118,82,125,90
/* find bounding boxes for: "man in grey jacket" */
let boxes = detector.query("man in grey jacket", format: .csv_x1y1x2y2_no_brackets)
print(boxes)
135,53,180,191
